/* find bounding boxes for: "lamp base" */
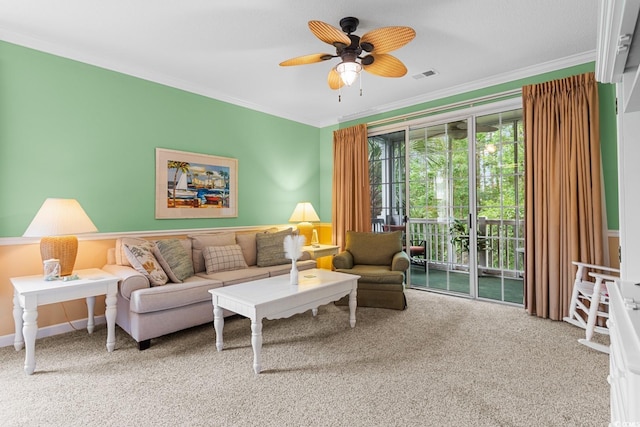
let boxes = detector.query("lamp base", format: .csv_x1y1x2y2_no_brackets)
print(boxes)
40,235,78,277
295,222,314,246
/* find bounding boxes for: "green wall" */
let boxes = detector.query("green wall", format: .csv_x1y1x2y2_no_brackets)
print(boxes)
0,41,619,237
0,41,321,237
320,63,620,230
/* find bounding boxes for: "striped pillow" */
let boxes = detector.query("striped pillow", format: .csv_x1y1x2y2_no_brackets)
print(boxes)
256,228,292,267
153,239,194,283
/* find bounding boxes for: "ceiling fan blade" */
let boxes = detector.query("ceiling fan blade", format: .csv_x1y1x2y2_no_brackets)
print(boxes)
362,54,408,77
360,26,416,54
279,53,333,67
328,68,345,90
309,20,351,47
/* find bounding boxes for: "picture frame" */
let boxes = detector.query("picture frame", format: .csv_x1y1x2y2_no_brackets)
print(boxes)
155,148,238,219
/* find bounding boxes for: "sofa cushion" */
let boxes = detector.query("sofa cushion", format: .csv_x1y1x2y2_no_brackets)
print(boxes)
203,244,248,273
256,228,292,267
189,232,236,273
196,266,270,286
129,276,223,314
263,259,317,276
124,242,169,286
153,239,194,283
236,232,257,266
345,230,403,265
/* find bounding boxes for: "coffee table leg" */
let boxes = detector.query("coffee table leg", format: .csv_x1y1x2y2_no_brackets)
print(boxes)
349,288,357,328
213,305,224,351
251,318,263,374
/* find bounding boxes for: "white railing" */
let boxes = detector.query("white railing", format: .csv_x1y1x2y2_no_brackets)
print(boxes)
406,217,524,276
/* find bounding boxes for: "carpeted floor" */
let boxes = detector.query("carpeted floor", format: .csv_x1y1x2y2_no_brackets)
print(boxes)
0,289,610,427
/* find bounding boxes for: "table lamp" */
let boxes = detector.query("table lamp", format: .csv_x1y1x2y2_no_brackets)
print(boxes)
288,202,320,246
23,198,98,276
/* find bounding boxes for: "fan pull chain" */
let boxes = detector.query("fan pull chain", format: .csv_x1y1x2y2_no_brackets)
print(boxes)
338,85,342,102
359,73,363,97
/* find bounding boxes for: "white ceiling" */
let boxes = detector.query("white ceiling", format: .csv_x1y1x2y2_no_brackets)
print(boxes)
0,0,599,128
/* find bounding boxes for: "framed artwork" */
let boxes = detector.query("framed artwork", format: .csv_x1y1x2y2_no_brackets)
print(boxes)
155,148,238,219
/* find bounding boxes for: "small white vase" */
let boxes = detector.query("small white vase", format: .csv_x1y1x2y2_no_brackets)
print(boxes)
290,259,298,285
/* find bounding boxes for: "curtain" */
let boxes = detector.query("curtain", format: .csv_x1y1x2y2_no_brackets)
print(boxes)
332,124,371,249
523,72,605,320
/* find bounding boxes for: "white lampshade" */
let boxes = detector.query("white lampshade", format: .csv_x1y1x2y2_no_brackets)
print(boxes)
24,198,97,237
289,202,320,245
289,202,320,223
336,61,362,86
23,198,97,277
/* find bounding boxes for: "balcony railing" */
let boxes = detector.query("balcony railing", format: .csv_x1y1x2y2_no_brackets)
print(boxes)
393,218,524,278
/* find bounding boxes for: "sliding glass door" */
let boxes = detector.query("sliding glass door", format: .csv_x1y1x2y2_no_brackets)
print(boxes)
408,120,473,296
474,110,524,304
369,101,524,305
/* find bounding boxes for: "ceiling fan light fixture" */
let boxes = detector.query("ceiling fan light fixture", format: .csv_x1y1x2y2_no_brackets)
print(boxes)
336,61,362,86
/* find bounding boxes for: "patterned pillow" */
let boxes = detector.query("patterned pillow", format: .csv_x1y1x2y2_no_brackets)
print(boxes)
256,228,292,267
203,244,248,273
188,232,237,273
153,239,194,283
115,237,149,267
124,242,168,286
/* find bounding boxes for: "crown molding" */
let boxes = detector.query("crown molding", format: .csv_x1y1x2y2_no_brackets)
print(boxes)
0,29,595,128
335,51,597,125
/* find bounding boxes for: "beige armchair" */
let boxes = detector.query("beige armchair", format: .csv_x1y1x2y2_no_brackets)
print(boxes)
333,230,410,310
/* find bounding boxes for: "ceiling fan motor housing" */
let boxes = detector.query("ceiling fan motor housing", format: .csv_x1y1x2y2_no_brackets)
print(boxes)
339,16,359,34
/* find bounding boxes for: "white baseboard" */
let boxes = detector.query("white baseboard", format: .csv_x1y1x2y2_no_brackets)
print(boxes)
0,315,106,348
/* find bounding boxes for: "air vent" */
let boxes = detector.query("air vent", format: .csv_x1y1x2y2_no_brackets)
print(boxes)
413,69,438,79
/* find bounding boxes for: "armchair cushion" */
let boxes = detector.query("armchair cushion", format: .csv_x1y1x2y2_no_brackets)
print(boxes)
342,265,405,284
345,230,403,265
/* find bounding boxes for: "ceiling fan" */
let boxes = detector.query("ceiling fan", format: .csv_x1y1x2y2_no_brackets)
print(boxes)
279,17,416,91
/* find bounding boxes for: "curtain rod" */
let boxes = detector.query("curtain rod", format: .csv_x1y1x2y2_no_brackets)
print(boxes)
367,88,523,128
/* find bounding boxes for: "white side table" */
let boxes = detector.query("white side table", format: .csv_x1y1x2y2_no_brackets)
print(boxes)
11,268,118,375
302,244,340,259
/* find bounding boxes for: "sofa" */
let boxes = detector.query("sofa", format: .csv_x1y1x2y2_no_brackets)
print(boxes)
332,230,410,310
102,228,316,350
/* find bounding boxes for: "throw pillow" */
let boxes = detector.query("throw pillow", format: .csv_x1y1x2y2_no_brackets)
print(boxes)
115,237,149,267
153,239,194,283
235,232,257,266
256,228,292,267
188,232,236,273
124,242,169,286
203,244,248,273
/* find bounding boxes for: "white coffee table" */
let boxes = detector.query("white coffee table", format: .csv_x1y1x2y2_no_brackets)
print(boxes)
209,268,359,374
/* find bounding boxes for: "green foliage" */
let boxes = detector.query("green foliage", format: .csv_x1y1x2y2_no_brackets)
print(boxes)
449,218,487,253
